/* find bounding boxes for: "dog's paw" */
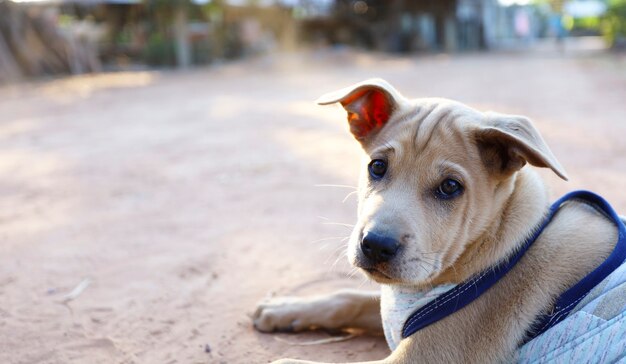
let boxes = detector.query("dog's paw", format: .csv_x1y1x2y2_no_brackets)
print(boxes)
252,296,315,333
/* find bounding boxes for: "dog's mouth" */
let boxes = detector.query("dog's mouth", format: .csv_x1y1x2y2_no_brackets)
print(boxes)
362,267,395,283
352,253,398,283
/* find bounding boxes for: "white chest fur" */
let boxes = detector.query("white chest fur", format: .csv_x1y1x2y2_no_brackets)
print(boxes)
380,283,456,350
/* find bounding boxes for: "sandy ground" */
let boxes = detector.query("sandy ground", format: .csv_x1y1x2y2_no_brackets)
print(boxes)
1,40,626,364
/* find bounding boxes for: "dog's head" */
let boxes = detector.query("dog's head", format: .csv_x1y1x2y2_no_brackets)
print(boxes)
318,79,568,286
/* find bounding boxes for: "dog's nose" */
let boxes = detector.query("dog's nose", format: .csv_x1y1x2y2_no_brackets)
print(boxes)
361,232,400,264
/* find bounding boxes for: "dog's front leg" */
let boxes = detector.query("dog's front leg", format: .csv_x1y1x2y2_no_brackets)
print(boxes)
253,289,382,334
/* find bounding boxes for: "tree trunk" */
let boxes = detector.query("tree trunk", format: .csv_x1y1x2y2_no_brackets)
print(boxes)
0,30,22,82
173,5,191,69
0,3,101,83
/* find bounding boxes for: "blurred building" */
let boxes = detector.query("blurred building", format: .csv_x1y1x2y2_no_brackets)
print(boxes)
300,0,504,52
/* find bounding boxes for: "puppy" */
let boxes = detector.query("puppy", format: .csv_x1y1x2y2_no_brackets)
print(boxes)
252,79,621,363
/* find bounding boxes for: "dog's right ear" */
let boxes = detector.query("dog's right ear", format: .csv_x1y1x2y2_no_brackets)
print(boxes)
316,79,403,142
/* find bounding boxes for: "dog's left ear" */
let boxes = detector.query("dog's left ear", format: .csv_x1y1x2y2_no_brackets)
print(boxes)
474,113,568,181
316,78,405,142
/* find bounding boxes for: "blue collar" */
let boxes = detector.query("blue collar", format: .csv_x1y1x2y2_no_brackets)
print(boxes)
402,190,626,342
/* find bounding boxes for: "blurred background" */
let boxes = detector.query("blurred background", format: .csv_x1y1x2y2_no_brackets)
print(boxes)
1,1,625,364
0,0,625,79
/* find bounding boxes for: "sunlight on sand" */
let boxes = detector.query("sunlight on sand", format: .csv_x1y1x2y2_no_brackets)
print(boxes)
0,150,73,246
0,118,41,139
273,127,362,182
285,101,345,125
207,95,246,120
38,71,158,103
275,100,363,183
0,150,64,179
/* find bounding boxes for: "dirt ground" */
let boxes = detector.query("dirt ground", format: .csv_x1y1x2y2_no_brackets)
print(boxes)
1,40,626,364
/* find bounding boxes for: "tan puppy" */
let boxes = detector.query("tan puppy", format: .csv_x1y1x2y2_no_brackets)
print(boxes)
252,79,618,363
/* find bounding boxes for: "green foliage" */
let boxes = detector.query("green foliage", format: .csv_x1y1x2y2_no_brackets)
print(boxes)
573,16,600,30
145,0,190,10
565,16,602,36
114,28,133,45
602,0,626,47
143,33,176,66
57,14,74,27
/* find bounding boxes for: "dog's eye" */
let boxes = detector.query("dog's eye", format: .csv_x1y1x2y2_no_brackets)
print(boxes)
368,159,387,179
436,179,463,199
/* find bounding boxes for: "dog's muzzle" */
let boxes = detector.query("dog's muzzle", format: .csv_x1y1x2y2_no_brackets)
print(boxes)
360,231,400,264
